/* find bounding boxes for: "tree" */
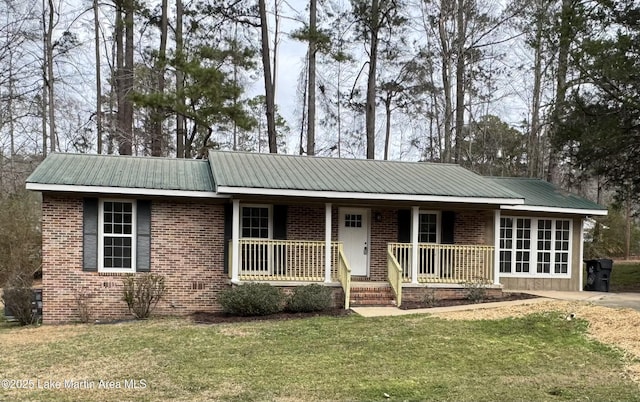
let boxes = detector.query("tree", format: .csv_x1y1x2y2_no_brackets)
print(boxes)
258,0,278,153
351,0,406,159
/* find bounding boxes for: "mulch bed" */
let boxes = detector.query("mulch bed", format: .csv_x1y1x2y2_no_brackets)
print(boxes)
399,292,539,310
192,308,354,324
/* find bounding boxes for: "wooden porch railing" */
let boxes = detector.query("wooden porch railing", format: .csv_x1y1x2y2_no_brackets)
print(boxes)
233,239,340,281
387,245,403,307
337,244,351,309
388,242,495,284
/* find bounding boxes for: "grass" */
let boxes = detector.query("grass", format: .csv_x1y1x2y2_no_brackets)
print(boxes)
610,262,640,292
0,313,638,401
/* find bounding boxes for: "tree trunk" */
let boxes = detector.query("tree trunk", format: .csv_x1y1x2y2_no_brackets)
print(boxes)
453,0,465,163
46,0,56,154
529,4,544,178
365,0,380,160
151,0,168,157
258,0,278,153
307,0,317,156
383,94,392,160
625,196,631,260
94,0,103,154
438,2,453,163
547,0,572,183
115,1,125,154
175,0,185,158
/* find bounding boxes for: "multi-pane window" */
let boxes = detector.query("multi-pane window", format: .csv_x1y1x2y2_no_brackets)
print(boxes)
515,218,531,273
418,213,438,243
344,214,362,228
101,201,134,270
555,220,570,274
537,219,552,273
499,217,571,277
241,206,269,238
499,218,513,273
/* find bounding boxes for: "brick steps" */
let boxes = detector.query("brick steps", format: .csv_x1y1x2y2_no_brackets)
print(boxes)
350,285,396,307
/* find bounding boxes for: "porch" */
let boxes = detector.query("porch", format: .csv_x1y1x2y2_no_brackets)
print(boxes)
229,238,495,308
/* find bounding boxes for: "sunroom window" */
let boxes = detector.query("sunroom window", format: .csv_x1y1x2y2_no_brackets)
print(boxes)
499,217,572,276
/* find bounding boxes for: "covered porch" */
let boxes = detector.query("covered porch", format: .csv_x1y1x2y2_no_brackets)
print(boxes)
227,200,497,308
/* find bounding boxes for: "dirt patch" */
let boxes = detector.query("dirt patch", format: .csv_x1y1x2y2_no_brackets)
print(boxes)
399,292,538,310
430,300,640,383
192,308,354,324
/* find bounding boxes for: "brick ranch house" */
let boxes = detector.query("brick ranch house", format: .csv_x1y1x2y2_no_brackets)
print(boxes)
26,151,607,324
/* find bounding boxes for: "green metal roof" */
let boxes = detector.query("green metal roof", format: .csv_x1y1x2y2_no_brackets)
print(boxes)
26,153,215,192
208,151,522,200
487,177,607,212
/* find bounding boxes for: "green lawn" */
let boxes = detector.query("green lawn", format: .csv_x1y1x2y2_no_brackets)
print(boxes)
610,262,640,292
0,313,638,401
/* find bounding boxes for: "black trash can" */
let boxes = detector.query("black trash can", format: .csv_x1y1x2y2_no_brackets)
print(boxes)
584,259,613,292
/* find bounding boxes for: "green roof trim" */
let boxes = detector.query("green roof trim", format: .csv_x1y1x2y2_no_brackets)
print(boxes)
208,151,522,201
487,177,607,213
26,153,215,193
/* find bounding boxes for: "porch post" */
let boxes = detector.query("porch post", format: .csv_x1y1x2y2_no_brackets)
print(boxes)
578,218,585,292
231,199,240,283
324,203,332,283
411,206,419,284
493,210,500,285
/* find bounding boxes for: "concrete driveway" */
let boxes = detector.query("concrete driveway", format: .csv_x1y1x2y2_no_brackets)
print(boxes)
521,290,640,312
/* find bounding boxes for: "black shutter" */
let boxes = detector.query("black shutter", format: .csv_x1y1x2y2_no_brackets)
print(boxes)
273,205,287,240
83,198,99,272
272,205,287,275
223,203,232,274
136,200,151,272
397,209,411,242
441,211,455,244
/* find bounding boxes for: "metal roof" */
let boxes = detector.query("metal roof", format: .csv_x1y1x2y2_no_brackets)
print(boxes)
26,153,215,192
208,151,522,201
487,177,607,213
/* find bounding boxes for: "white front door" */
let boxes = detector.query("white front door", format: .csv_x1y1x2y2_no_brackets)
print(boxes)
339,208,370,276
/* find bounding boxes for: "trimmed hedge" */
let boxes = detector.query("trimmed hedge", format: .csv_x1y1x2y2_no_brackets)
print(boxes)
286,284,332,313
218,283,285,316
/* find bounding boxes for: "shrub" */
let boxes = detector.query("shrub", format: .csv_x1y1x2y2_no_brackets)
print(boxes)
286,284,333,313
218,283,284,316
1,273,38,325
122,274,167,319
461,280,489,304
421,288,438,307
74,287,93,323
2,287,38,325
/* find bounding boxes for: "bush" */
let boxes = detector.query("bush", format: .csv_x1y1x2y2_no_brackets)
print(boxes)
461,280,488,303
286,284,332,313
122,274,167,319
218,283,284,316
2,287,38,325
1,273,38,325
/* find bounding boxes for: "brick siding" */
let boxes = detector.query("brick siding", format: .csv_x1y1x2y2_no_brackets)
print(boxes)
41,196,495,323
42,195,229,324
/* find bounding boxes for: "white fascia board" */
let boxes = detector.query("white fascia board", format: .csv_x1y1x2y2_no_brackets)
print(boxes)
216,186,525,205
501,204,608,216
25,183,227,199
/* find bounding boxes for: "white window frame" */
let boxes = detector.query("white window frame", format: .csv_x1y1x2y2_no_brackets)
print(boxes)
239,204,274,275
417,211,441,244
239,204,273,239
414,210,442,278
499,216,572,278
98,199,137,273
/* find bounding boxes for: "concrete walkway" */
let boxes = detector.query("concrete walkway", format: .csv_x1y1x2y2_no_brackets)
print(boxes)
352,290,640,317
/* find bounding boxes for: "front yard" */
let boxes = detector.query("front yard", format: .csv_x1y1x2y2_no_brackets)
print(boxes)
1,305,639,401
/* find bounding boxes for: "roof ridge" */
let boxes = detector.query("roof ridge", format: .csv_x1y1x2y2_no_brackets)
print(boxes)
208,149,462,167
51,152,207,163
